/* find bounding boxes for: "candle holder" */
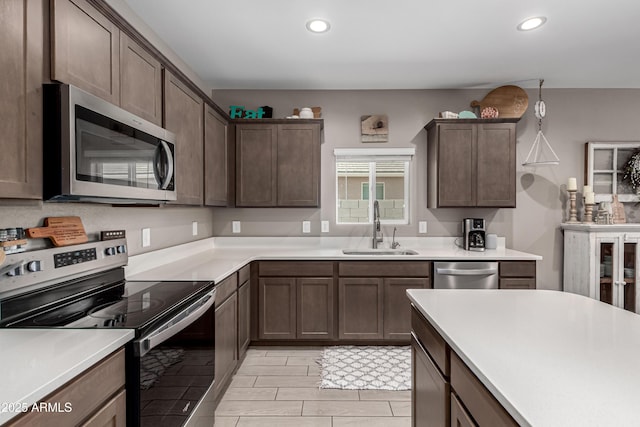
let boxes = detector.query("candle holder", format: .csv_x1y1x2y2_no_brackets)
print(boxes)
567,190,579,223
583,202,595,223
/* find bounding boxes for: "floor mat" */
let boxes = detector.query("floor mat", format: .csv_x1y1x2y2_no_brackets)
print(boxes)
319,345,411,390
140,347,185,390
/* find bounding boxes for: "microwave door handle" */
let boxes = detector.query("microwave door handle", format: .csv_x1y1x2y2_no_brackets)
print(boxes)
138,289,216,357
153,140,174,190
152,144,164,186
159,140,174,190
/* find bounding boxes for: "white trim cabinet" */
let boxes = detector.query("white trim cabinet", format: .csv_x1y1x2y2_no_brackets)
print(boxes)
563,223,640,313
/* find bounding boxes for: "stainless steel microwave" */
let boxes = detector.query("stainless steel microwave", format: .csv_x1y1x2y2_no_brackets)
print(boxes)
43,84,177,203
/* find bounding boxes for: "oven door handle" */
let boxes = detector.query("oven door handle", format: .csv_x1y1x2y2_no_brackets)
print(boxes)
137,289,216,357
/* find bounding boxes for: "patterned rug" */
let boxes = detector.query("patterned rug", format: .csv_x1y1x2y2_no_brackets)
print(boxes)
319,346,411,390
140,347,185,389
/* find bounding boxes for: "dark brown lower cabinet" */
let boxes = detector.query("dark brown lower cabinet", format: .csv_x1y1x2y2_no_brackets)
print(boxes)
412,335,449,427
7,349,125,427
258,276,335,340
214,292,237,396
337,261,430,341
412,305,519,427
81,390,126,427
258,277,296,340
384,277,430,340
499,261,536,289
338,278,384,340
297,277,335,339
451,393,477,427
237,279,251,358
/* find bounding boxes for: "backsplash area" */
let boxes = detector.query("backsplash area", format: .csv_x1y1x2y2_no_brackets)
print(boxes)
0,203,214,255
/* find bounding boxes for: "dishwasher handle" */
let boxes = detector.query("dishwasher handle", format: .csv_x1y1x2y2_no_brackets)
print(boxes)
435,267,498,276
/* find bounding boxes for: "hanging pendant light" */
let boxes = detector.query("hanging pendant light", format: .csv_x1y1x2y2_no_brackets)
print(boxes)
522,79,560,166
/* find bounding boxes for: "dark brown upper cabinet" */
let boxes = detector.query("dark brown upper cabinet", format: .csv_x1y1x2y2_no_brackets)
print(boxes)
204,105,230,206
119,33,162,126
164,70,204,205
426,119,518,208
235,120,322,207
0,0,44,199
51,0,120,104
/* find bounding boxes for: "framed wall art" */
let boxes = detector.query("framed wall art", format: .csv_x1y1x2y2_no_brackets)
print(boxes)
361,115,388,143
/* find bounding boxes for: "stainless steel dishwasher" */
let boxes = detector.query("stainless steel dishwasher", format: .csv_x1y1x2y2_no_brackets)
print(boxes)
433,261,499,289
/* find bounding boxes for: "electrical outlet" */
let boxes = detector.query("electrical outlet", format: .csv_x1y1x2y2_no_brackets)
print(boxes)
321,221,330,233
192,221,198,236
232,221,241,233
142,228,151,247
302,221,311,233
419,221,427,234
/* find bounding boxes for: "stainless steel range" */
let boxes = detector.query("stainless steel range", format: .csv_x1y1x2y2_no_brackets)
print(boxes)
0,239,216,427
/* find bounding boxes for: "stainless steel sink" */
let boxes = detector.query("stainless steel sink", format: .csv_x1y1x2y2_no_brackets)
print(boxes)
342,249,419,256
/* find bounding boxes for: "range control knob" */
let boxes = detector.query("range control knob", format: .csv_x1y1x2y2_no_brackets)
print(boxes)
7,266,23,277
105,247,116,256
117,245,127,254
27,261,42,272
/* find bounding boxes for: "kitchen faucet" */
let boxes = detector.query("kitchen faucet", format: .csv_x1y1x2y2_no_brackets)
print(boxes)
372,200,383,248
391,227,400,249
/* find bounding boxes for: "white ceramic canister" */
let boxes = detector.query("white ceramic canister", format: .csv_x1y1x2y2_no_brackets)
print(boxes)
299,107,314,119
485,233,498,250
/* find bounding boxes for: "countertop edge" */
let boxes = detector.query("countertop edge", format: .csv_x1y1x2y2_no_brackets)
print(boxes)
0,329,134,425
126,244,541,283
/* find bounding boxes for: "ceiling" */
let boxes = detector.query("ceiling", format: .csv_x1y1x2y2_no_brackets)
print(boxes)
123,0,640,90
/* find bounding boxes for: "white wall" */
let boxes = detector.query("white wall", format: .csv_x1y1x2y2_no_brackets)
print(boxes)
212,88,640,290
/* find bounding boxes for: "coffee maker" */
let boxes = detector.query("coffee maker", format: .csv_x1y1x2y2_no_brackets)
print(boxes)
463,218,486,251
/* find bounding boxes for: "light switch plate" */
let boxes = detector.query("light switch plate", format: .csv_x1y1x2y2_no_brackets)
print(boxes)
419,221,427,234
321,221,330,233
232,221,241,233
192,221,198,236
142,228,151,247
302,221,311,233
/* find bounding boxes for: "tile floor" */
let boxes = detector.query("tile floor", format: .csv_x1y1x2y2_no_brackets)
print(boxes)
214,347,411,427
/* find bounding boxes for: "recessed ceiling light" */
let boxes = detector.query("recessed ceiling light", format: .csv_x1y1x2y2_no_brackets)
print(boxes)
306,19,330,33
517,16,547,31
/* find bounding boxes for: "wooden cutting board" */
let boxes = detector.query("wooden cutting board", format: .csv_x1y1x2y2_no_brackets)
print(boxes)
26,216,89,246
470,85,529,118
0,249,5,266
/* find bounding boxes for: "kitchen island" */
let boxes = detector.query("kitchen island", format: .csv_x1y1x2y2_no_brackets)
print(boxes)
407,289,640,426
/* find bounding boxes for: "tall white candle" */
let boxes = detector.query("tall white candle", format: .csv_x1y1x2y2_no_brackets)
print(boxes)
585,192,595,205
568,177,577,191
583,185,592,194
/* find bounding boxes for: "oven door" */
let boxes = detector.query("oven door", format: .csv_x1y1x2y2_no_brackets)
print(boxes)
128,289,216,427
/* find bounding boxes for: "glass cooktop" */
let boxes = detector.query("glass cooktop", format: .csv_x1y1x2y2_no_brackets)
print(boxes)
0,268,214,333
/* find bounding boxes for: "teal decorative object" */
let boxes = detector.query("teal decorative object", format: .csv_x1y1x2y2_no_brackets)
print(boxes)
458,110,477,119
229,105,265,119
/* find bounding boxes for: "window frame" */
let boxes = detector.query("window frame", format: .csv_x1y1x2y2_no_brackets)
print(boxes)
334,148,414,225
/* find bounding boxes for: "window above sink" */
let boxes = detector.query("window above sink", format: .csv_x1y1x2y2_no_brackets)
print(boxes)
334,148,414,225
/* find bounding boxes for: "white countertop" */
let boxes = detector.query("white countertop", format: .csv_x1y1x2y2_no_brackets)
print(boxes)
0,329,133,425
126,237,541,282
407,289,640,427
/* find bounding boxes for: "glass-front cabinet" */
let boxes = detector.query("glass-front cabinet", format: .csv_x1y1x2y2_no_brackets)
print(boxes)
563,224,640,314
596,238,637,311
